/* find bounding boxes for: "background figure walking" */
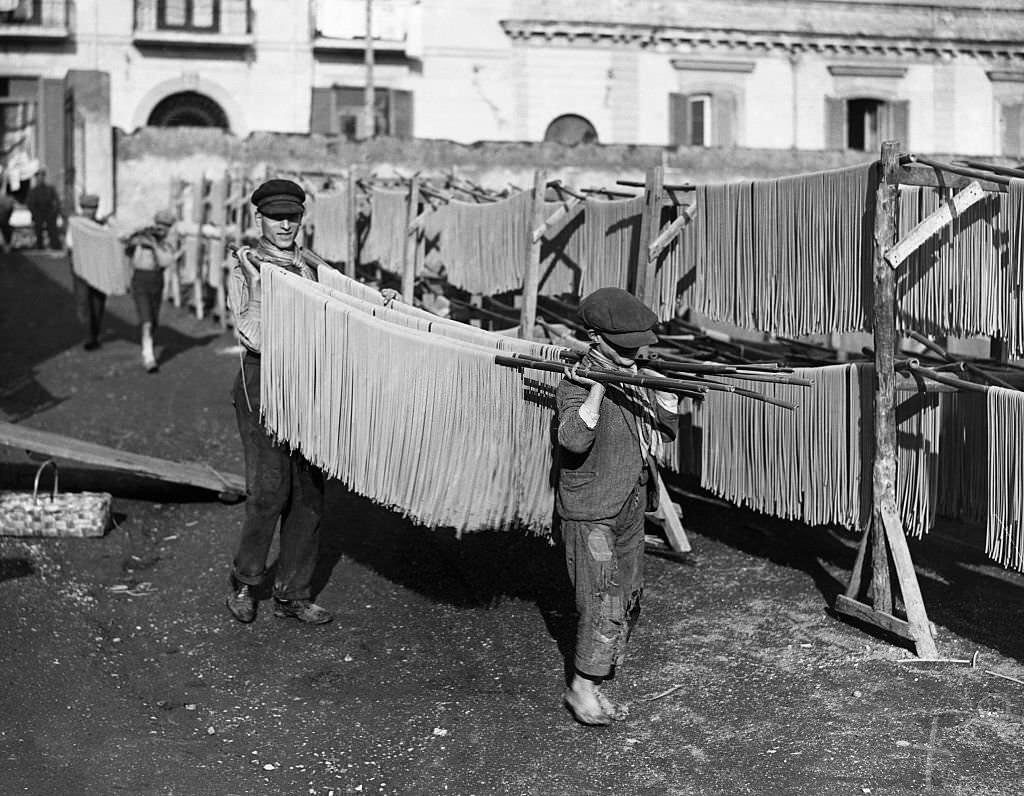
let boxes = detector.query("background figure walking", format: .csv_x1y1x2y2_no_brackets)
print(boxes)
25,168,62,251
125,209,179,372
66,194,110,350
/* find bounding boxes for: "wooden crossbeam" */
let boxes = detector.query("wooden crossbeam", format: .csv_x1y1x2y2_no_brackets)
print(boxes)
884,180,985,269
648,202,697,261
532,196,583,244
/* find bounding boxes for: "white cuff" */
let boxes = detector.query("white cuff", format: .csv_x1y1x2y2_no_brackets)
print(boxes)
654,390,679,414
578,404,600,429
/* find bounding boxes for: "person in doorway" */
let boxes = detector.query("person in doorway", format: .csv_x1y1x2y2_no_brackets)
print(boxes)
66,194,110,350
25,168,61,250
125,209,180,372
555,287,679,726
223,178,335,626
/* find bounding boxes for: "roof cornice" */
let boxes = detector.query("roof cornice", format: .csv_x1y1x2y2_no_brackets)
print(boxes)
499,19,1024,62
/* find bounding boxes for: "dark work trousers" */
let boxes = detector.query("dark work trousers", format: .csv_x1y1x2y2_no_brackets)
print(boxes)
563,484,646,679
33,214,60,250
71,271,107,344
131,268,164,329
232,352,324,601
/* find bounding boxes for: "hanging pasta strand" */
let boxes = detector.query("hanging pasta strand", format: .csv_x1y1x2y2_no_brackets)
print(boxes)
261,266,563,536
987,386,1024,572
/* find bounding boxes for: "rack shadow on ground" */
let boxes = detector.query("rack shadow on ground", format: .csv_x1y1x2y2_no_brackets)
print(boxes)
667,476,1024,664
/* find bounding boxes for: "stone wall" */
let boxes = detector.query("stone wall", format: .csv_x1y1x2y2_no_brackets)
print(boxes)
115,125,892,228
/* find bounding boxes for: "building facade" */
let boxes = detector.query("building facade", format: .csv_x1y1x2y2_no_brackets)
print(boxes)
1,0,1022,208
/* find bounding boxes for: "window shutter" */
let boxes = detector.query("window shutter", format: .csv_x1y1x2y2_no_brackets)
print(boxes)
713,92,737,147
825,97,846,149
336,86,364,109
390,89,413,139
39,77,66,192
1001,102,1024,157
669,92,690,146
310,87,336,134
890,100,909,146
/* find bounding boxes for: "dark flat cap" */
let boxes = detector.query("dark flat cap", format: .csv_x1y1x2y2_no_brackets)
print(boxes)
79,194,100,208
252,179,305,215
578,287,658,349
153,209,177,226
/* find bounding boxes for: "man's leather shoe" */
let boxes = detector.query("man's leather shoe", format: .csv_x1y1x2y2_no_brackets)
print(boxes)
226,583,257,623
273,599,333,625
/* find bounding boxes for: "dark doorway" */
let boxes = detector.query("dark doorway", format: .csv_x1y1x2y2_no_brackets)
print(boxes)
846,98,884,151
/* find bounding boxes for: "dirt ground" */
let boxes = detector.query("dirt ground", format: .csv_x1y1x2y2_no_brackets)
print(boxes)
2,249,1024,796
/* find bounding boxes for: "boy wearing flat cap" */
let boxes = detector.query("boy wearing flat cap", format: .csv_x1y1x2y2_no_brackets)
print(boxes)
224,178,335,626
556,286,679,726
125,208,182,371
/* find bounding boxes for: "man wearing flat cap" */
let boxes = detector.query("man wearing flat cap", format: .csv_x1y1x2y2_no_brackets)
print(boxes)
125,208,182,372
66,194,115,350
224,178,335,626
555,286,679,726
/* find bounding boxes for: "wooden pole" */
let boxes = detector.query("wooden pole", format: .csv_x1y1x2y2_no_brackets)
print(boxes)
519,170,546,339
634,165,664,302
363,0,375,140
870,141,900,615
835,140,938,659
401,176,419,303
345,168,357,278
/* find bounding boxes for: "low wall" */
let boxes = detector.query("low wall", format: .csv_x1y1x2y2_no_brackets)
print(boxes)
115,126,891,229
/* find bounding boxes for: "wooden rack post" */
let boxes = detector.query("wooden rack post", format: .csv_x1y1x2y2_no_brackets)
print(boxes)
208,175,229,329
834,141,938,659
401,176,420,303
185,178,204,318
167,178,185,309
519,169,546,339
634,165,664,303
345,168,357,278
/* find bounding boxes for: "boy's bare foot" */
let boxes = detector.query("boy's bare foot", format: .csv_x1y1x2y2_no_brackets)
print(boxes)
594,689,630,721
562,686,612,726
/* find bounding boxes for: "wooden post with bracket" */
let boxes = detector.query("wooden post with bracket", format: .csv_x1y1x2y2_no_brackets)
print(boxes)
833,140,939,659
519,169,546,339
634,166,664,303
401,176,420,304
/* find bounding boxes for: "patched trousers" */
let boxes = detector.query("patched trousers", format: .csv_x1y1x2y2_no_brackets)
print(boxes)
563,485,646,678
232,353,323,601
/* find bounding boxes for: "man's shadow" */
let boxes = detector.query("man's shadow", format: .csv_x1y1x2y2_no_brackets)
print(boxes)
310,480,579,667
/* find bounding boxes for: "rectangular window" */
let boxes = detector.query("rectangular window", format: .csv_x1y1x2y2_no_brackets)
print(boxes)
311,86,414,139
2,0,40,24
689,95,711,147
158,0,219,31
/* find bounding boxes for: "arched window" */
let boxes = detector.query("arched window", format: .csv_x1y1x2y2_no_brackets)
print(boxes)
147,91,229,130
543,114,598,146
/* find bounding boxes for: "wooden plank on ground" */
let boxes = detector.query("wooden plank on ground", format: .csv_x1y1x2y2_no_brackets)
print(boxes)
0,421,245,499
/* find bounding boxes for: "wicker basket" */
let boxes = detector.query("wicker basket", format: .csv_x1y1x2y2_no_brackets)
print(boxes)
0,459,111,538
